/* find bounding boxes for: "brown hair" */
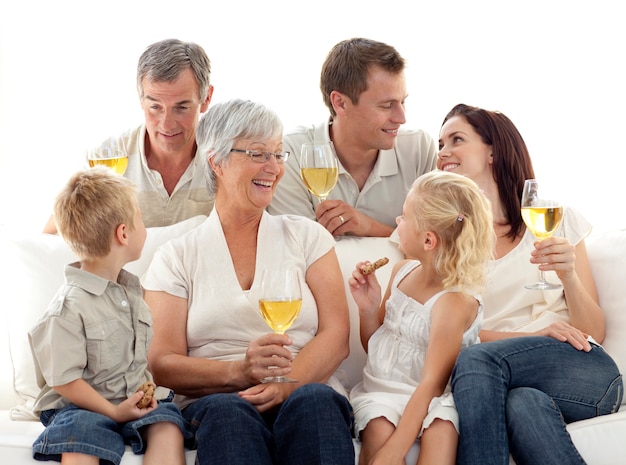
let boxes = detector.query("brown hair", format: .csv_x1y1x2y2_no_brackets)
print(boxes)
442,104,535,239
320,38,405,117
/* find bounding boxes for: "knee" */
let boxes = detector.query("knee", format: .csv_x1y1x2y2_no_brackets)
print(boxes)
281,384,352,423
452,345,491,384
506,387,552,420
188,393,257,428
288,383,336,406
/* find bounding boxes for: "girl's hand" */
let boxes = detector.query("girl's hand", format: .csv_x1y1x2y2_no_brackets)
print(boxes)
531,237,576,281
348,261,382,315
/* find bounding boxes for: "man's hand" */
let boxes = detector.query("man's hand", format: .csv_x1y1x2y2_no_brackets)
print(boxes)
316,200,394,237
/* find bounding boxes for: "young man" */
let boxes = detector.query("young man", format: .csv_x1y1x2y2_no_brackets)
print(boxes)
30,168,191,465
268,37,437,237
44,38,214,233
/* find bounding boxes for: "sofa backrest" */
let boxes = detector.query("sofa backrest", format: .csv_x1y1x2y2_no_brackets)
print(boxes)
1,221,625,418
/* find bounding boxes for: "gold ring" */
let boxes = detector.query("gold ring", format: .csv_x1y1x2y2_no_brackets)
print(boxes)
339,215,345,224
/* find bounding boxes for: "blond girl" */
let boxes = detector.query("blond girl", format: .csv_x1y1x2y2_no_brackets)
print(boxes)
349,171,495,465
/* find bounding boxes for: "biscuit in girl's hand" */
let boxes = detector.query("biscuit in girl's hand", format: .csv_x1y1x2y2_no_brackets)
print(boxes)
360,257,389,275
135,381,156,408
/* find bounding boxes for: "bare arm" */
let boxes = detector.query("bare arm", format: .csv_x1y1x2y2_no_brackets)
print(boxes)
287,248,351,382
145,291,293,397
43,214,58,234
349,260,404,351
544,238,604,341
370,292,476,463
53,379,153,422
239,248,351,412
481,238,603,350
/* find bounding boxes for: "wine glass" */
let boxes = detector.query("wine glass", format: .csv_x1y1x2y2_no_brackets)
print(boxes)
299,142,339,203
87,137,129,175
258,268,302,383
521,179,564,290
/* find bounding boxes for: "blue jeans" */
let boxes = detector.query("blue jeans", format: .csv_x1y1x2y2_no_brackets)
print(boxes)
182,383,354,465
451,336,623,465
34,402,191,465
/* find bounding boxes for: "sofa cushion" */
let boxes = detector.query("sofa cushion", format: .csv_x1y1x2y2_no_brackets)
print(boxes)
2,215,207,420
586,230,626,398
334,237,405,390
3,224,624,423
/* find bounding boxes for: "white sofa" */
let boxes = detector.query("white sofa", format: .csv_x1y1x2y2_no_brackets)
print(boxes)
1,216,625,465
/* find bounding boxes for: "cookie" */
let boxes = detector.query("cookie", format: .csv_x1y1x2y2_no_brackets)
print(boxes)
360,257,389,275
135,381,156,408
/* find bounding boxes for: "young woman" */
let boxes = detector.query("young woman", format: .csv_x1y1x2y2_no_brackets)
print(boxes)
439,103,623,465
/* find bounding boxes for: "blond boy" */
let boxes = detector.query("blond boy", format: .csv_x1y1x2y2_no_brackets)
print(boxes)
29,167,189,465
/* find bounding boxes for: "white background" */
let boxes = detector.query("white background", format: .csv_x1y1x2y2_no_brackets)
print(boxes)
1,0,624,233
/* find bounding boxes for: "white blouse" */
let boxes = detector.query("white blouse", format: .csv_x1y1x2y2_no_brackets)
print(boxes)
482,206,591,332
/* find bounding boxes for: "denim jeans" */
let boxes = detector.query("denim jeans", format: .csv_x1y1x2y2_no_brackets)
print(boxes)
34,401,191,465
182,383,354,465
451,336,623,465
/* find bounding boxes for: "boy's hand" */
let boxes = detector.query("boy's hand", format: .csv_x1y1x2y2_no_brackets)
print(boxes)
113,391,157,422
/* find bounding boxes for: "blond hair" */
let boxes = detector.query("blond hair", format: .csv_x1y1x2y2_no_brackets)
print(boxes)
410,171,495,292
53,167,138,259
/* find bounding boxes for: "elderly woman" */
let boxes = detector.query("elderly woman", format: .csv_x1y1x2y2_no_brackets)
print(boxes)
142,99,354,465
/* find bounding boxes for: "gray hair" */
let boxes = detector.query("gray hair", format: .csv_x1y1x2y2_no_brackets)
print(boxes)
197,99,283,196
136,38,212,101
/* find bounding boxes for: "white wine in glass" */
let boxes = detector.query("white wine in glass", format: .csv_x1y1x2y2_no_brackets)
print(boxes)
521,179,564,290
88,157,129,175
87,137,129,175
300,142,338,202
258,268,302,383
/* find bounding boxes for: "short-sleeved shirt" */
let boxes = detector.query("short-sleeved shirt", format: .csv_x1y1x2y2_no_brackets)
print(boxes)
267,120,438,228
482,206,592,332
142,210,347,407
29,264,153,414
88,125,214,227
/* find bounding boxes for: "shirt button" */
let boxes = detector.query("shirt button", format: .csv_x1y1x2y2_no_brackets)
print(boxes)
121,300,128,307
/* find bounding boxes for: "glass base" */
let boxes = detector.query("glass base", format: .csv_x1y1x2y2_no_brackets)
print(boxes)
525,281,562,290
261,376,298,383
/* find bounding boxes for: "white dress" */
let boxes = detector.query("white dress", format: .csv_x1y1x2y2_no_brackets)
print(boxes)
350,260,482,438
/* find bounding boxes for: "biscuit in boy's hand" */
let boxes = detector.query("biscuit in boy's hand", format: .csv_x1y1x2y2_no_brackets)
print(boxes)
360,257,389,275
135,381,156,408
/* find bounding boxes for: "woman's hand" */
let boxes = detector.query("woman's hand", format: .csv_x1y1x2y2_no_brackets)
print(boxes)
238,382,292,413
241,333,294,385
536,321,591,351
531,236,576,282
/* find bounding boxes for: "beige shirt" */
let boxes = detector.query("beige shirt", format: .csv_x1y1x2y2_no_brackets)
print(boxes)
482,206,591,332
29,264,152,413
88,125,214,227
267,120,438,228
